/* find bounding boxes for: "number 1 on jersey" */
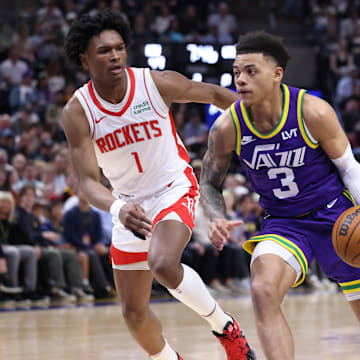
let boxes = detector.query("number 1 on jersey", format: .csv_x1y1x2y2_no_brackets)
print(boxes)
131,152,143,173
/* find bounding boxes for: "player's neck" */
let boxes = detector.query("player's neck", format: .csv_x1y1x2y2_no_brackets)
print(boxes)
91,77,128,104
247,86,283,133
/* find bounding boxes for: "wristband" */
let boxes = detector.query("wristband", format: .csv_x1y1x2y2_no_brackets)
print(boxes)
110,199,127,219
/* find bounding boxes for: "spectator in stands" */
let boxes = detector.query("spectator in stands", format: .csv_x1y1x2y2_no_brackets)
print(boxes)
207,2,236,43
219,189,250,294
41,200,94,302
312,0,337,39
15,185,77,302
36,0,64,28
0,191,49,307
340,8,360,39
0,113,12,131
13,159,44,196
152,5,175,38
179,4,201,37
45,90,65,126
160,17,184,43
9,70,36,113
62,191,114,298
336,64,360,106
183,108,208,155
11,153,26,182
0,129,16,160
330,39,354,80
45,59,66,93
52,152,68,196
0,45,29,88
0,149,15,191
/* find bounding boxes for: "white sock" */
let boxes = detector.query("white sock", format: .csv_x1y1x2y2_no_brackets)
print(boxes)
167,264,232,333
150,340,178,360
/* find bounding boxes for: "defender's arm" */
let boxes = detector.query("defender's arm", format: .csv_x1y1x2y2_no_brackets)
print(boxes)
151,70,239,109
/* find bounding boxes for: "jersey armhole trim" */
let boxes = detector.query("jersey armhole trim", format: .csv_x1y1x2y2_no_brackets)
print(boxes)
230,103,241,156
143,68,168,119
297,90,319,148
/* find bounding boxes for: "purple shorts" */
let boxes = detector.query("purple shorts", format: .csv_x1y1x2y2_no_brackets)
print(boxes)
243,192,360,295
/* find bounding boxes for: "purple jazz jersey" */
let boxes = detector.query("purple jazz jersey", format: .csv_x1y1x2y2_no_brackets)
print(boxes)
249,193,360,285
230,84,344,217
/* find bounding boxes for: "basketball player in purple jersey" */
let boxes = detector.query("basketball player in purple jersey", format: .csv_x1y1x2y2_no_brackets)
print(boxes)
200,32,360,360
62,10,255,360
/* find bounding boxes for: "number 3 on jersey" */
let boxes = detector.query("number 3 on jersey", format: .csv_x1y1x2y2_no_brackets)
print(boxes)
131,152,143,173
267,167,299,199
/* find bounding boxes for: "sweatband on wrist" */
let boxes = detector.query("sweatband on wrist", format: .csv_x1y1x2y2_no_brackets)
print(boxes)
110,199,127,219
331,143,360,204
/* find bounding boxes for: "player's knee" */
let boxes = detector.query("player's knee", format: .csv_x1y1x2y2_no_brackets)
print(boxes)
148,255,177,287
251,278,280,312
121,303,148,330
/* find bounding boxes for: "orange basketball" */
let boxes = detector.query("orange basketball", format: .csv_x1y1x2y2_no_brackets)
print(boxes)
332,205,360,268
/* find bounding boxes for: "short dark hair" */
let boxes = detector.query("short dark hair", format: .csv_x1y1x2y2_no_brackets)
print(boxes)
65,9,131,66
19,185,36,198
236,32,290,71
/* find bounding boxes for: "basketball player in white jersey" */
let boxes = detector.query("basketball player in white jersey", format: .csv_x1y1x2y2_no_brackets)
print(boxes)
62,10,256,360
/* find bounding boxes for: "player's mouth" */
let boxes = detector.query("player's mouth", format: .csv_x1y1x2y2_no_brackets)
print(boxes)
238,89,251,95
109,65,123,75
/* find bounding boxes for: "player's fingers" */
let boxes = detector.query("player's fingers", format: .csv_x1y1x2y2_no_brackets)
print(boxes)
227,219,243,230
127,216,153,233
209,227,227,250
129,208,152,226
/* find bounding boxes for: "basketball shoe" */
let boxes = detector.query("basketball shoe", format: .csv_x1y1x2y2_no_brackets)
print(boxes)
213,314,256,359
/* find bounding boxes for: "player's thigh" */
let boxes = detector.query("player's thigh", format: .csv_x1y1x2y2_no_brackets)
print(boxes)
149,219,191,264
113,269,153,309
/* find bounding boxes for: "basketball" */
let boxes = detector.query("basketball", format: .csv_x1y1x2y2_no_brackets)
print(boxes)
332,206,360,268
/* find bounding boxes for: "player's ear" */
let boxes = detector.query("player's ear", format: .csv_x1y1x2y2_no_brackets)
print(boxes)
274,66,283,83
79,53,89,71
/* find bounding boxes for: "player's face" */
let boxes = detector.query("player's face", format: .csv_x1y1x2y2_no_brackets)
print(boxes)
81,30,127,84
233,53,283,106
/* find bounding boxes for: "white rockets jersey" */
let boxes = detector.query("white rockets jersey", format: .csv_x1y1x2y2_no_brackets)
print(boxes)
74,67,190,199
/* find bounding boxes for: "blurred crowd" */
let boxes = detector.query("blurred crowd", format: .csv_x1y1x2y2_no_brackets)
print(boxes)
0,0,350,308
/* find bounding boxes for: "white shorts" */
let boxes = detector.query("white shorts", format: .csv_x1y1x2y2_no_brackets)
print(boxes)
110,166,198,270
250,240,302,284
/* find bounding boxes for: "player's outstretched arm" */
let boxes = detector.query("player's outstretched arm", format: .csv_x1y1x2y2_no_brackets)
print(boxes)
303,94,360,204
62,97,152,238
150,70,239,109
199,110,242,250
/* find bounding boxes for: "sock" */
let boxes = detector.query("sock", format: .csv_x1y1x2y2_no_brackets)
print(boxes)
83,279,89,285
150,340,178,360
167,264,232,333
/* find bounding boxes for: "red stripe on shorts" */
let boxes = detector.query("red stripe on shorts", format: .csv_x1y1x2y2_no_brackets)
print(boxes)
153,174,198,230
110,244,148,265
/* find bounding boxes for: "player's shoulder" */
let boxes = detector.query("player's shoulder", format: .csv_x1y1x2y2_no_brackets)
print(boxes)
62,93,88,133
302,92,335,123
63,94,83,117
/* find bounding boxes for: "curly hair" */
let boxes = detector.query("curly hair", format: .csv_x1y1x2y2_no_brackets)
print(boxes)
64,9,131,66
236,32,290,71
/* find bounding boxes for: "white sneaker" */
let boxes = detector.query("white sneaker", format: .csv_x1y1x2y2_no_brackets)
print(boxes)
73,288,94,302
51,288,77,303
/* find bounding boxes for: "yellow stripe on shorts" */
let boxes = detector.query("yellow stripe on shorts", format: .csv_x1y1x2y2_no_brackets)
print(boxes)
243,233,308,287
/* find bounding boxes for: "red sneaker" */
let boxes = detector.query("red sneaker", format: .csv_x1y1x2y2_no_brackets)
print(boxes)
213,314,256,360
176,353,183,360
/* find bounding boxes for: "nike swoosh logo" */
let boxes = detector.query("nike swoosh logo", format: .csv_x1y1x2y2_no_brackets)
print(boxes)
241,138,257,145
95,116,106,124
327,198,338,208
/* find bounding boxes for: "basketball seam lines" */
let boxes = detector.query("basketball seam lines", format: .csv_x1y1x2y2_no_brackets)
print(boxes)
344,218,360,261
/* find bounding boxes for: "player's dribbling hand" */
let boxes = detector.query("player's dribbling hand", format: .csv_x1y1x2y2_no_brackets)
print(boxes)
119,203,152,239
208,218,243,250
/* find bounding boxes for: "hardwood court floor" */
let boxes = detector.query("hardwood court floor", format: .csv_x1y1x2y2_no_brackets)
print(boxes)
0,292,358,359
